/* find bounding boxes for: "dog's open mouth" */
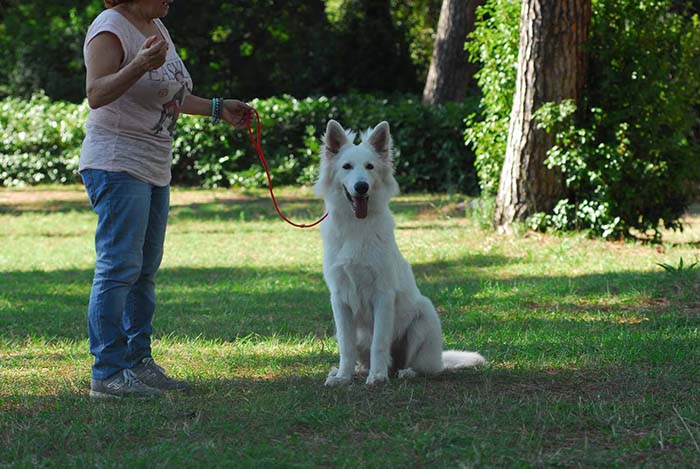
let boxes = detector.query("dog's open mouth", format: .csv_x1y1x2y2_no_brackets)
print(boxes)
344,186,369,219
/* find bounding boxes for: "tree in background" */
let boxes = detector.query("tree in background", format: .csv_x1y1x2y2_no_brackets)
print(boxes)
529,0,700,239
422,0,484,105
493,0,591,233
469,0,700,239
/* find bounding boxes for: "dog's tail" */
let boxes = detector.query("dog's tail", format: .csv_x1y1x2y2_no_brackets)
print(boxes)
441,350,486,370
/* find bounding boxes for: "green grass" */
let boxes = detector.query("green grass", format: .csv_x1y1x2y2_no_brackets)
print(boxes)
1,185,700,467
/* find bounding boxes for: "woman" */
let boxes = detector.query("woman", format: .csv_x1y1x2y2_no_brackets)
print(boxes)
81,0,252,398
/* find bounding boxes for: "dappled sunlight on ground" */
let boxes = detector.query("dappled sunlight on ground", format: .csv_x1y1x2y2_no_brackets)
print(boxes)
2,186,700,466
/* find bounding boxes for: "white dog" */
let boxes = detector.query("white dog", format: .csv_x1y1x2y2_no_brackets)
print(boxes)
314,120,485,386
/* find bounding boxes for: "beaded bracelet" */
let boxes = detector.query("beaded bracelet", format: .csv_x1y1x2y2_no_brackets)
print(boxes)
210,97,223,124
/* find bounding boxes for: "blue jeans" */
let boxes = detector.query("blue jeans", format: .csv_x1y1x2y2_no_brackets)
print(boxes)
81,169,170,380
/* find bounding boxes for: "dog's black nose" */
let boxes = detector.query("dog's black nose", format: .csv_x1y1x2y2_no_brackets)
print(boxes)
354,181,369,195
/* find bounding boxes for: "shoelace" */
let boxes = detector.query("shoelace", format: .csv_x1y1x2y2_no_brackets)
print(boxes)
123,368,148,388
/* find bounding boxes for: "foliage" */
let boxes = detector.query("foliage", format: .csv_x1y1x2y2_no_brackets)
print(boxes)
464,0,520,194
389,0,443,83
466,0,700,239
0,93,87,186
174,93,480,193
657,257,699,274
322,0,421,95
0,0,427,102
0,0,102,102
530,2,700,240
326,0,442,84
165,0,336,100
0,93,479,193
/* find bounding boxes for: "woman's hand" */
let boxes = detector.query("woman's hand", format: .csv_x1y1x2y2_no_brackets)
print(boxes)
134,35,168,73
222,99,254,130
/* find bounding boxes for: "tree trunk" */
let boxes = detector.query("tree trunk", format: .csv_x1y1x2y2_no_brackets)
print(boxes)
422,0,485,105
494,0,591,232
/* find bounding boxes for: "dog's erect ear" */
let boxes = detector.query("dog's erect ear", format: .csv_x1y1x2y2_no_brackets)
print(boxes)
367,121,391,160
324,120,348,157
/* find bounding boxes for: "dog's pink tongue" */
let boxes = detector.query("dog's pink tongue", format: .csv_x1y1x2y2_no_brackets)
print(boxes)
353,197,368,219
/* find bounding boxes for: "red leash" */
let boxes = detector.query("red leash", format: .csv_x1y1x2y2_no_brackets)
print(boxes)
245,108,328,228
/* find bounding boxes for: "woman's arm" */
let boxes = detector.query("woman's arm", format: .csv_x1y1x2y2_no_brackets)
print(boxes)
85,33,167,109
182,95,253,130
180,94,212,116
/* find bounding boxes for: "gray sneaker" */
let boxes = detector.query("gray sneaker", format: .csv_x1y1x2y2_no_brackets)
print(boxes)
130,357,191,392
90,369,163,399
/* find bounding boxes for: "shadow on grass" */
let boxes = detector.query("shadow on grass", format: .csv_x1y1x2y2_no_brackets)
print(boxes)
1,255,692,343
4,362,699,468
168,196,454,225
4,357,697,405
0,191,456,224
3,363,697,416
0,199,93,215
169,196,325,224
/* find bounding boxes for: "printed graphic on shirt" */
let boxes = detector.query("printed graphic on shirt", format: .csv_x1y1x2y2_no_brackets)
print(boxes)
150,60,192,137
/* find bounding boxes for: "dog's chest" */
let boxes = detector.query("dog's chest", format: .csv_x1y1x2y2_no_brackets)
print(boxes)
330,261,378,320
325,237,387,313
329,242,380,286
338,261,377,291
322,222,403,312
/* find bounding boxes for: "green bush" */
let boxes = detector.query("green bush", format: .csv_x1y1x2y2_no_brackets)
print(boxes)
174,93,479,193
467,0,700,239
0,93,87,186
0,1,103,102
0,93,479,193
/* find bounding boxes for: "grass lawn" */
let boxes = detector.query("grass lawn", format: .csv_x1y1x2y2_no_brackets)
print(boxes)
1,185,699,467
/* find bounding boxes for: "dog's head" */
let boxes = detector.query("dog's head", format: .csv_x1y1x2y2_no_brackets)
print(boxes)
314,120,399,219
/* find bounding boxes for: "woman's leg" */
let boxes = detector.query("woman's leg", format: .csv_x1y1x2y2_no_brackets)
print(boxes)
82,169,153,380
123,183,170,367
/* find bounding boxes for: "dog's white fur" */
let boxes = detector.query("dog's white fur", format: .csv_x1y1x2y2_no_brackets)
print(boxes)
314,120,485,386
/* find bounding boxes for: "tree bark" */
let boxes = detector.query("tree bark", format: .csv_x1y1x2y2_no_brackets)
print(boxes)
494,0,591,232
422,0,485,105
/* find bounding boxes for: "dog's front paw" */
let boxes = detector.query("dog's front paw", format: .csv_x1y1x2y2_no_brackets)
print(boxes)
366,371,389,385
324,368,352,386
397,368,417,379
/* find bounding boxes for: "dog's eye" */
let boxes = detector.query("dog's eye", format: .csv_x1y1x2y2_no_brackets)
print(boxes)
342,163,353,170
366,163,374,170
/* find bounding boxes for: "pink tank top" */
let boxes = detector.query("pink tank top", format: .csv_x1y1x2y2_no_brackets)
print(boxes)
79,9,193,186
